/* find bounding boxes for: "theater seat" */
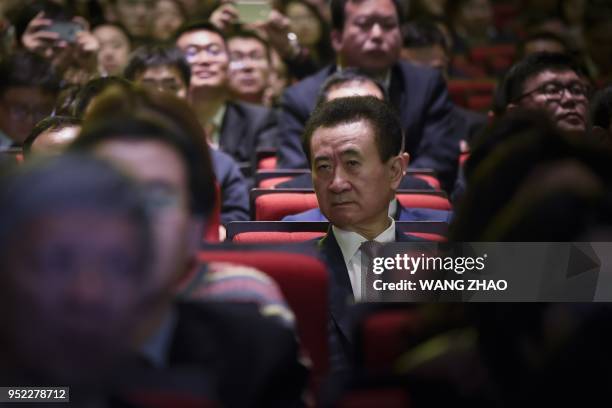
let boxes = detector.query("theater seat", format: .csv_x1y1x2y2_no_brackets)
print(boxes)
202,182,221,242
197,249,329,383
253,191,319,220
257,156,276,170
259,176,293,188
233,231,325,243
397,193,451,211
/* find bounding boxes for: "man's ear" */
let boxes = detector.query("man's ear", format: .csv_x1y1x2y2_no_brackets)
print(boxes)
400,152,410,172
331,29,343,53
389,155,405,189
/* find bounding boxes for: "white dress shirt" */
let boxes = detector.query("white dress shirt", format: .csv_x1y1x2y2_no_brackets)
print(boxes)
332,218,396,301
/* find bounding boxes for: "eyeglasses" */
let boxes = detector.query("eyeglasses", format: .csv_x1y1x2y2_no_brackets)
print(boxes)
183,44,226,64
516,80,590,103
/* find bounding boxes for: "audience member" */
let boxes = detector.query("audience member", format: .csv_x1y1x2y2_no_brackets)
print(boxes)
227,29,272,105
104,0,157,44
23,115,81,156
93,23,131,76
71,76,132,118
152,0,186,41
275,0,458,192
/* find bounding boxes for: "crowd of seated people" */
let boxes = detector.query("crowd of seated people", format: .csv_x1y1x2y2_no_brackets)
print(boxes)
2,0,612,405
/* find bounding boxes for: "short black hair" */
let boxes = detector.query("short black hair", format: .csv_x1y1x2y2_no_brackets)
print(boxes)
226,27,271,62
519,31,569,57
72,86,216,218
498,52,587,112
402,19,448,51
590,86,612,130
174,20,226,44
303,96,403,165
23,115,82,155
330,0,405,32
316,68,388,106
71,76,132,118
124,44,191,86
0,50,61,97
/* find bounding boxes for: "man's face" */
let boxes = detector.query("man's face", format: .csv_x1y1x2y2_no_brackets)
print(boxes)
311,120,403,236
228,37,270,101
456,0,493,37
93,25,131,76
136,65,188,99
331,0,401,75
517,69,588,132
31,125,80,155
401,45,449,78
94,140,192,299
177,30,229,91
113,0,157,38
5,210,146,383
325,79,384,101
0,87,56,144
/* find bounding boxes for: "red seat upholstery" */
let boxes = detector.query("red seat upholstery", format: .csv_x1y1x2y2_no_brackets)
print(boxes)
259,176,293,188
407,232,447,242
257,156,276,170
447,79,496,109
197,249,329,383
397,193,451,211
254,192,319,221
203,182,221,242
233,231,325,243
413,174,441,190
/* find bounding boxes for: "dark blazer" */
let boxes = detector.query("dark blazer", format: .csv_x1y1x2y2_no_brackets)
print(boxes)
277,172,435,190
167,301,307,407
453,106,487,146
316,228,420,372
276,62,458,189
210,149,249,224
220,101,278,167
284,202,452,223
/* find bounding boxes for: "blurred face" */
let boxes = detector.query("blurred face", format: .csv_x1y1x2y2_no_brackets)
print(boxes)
94,140,193,299
5,210,146,383
311,120,403,237
177,29,229,90
456,0,493,37
331,0,401,75
228,37,269,102
325,79,384,100
31,125,80,155
152,0,185,41
401,45,449,78
286,1,322,47
517,70,588,132
136,65,188,99
93,25,131,76
0,87,56,144
113,0,157,38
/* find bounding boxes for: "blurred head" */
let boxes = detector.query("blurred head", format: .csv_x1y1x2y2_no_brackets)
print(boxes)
0,154,150,385
71,76,132,118
93,24,131,76
447,0,493,39
227,29,270,104
285,0,324,47
0,51,60,144
330,0,403,75
175,21,229,92
500,53,590,132
304,96,404,238
520,32,569,58
72,86,216,305
109,0,157,39
152,0,186,41
124,45,191,99
401,19,450,77
317,68,386,105
23,115,81,156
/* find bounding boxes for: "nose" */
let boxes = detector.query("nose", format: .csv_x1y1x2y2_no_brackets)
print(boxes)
68,266,106,307
370,23,383,41
328,167,351,193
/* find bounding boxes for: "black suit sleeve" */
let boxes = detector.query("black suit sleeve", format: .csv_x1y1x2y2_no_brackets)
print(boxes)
276,87,311,169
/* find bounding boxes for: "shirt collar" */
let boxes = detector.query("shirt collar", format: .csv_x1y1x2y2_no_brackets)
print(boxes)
332,217,396,265
140,307,177,369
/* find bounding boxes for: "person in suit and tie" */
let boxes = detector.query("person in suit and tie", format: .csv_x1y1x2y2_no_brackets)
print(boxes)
276,0,458,191
304,95,422,371
175,22,278,184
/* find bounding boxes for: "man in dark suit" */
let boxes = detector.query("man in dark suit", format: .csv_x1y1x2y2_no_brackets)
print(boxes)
303,96,422,371
276,0,458,191
175,22,277,176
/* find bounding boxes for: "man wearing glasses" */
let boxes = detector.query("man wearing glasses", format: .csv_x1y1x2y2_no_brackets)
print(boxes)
175,22,278,186
500,52,590,133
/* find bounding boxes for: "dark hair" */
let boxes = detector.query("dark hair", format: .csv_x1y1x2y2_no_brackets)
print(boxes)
0,153,151,264
330,0,405,32
316,68,388,106
71,76,132,118
124,44,191,86
92,22,133,46
226,27,271,62
590,86,612,131
519,31,569,57
402,19,448,51
302,96,403,165
174,20,226,44
71,86,216,218
497,52,587,112
23,115,82,154
11,0,74,43
0,50,61,97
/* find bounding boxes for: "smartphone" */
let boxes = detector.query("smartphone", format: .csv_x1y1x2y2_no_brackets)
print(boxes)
47,21,83,43
235,0,271,24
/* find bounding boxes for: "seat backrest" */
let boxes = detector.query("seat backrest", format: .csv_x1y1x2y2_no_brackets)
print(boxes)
233,231,325,243
253,191,319,220
397,193,451,211
197,249,330,381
